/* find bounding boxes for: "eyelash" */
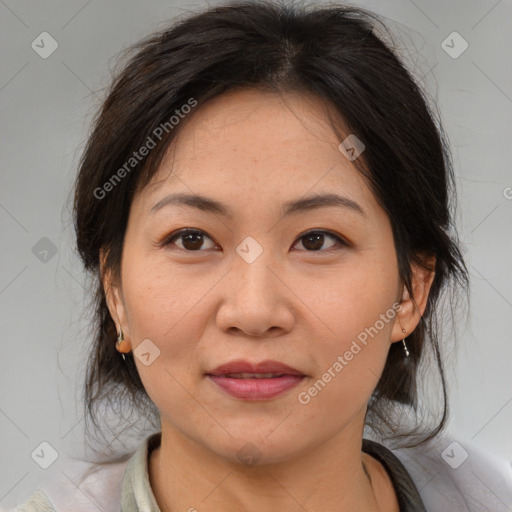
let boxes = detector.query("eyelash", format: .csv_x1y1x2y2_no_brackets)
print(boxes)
161,228,349,253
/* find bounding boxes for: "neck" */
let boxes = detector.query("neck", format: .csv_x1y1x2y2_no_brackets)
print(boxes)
148,417,397,512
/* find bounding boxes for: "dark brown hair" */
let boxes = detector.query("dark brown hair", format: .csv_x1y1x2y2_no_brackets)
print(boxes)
72,0,469,464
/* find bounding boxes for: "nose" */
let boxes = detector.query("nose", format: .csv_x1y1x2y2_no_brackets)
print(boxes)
215,248,296,338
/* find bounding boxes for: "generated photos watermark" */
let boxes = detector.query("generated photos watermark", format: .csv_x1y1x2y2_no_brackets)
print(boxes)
297,301,402,405
93,97,198,200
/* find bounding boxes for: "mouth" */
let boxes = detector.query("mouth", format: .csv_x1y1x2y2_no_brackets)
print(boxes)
205,360,306,400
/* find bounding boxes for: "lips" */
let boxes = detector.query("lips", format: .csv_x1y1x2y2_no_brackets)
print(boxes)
205,360,306,400
206,359,305,377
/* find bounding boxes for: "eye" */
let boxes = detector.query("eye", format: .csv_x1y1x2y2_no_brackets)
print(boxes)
293,230,348,252
162,229,218,252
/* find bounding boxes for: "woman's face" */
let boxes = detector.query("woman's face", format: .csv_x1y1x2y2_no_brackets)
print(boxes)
106,88,418,464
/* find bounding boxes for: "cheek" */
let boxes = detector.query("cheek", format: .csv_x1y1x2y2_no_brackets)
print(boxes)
296,254,398,402
120,255,208,411
120,250,224,409
121,251,210,344
293,251,398,341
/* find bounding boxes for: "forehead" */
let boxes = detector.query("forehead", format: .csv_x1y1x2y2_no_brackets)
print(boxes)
136,88,377,216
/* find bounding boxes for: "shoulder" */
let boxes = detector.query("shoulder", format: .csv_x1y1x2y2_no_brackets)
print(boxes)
390,432,512,512
11,489,56,512
11,458,130,512
12,432,161,512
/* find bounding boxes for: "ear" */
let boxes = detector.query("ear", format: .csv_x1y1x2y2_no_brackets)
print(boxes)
391,254,436,343
100,248,130,338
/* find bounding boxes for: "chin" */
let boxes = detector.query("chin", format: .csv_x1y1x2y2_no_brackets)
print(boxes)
206,434,304,467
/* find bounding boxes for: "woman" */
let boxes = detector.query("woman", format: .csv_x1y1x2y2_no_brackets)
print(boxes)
14,1,512,511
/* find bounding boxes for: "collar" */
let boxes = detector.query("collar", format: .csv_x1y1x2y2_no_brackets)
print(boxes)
119,432,425,511
362,438,427,511
120,431,162,512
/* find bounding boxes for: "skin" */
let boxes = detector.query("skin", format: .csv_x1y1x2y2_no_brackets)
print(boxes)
102,88,435,512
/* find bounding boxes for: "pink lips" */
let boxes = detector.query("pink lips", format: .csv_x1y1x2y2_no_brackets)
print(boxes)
206,359,306,400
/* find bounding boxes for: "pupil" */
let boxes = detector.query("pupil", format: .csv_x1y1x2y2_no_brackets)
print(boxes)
183,232,203,250
303,233,323,251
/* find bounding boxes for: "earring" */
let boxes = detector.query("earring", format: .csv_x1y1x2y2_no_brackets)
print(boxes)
401,327,410,357
116,326,132,361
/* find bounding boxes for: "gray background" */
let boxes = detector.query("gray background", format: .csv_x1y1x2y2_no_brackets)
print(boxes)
1,0,511,509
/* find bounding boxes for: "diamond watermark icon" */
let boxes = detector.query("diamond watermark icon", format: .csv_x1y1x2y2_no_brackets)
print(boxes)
441,441,469,469
134,338,161,366
31,32,59,59
237,442,262,467
31,441,59,469
32,237,58,263
441,32,468,59
236,236,263,264
338,134,365,161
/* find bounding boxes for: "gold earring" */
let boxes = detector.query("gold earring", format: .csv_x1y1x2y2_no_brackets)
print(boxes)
116,326,132,361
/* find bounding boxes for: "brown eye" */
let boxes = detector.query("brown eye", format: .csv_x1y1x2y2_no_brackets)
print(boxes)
293,230,347,252
164,229,217,251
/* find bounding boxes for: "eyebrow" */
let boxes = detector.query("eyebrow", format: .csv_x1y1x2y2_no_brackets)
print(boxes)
148,192,366,218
